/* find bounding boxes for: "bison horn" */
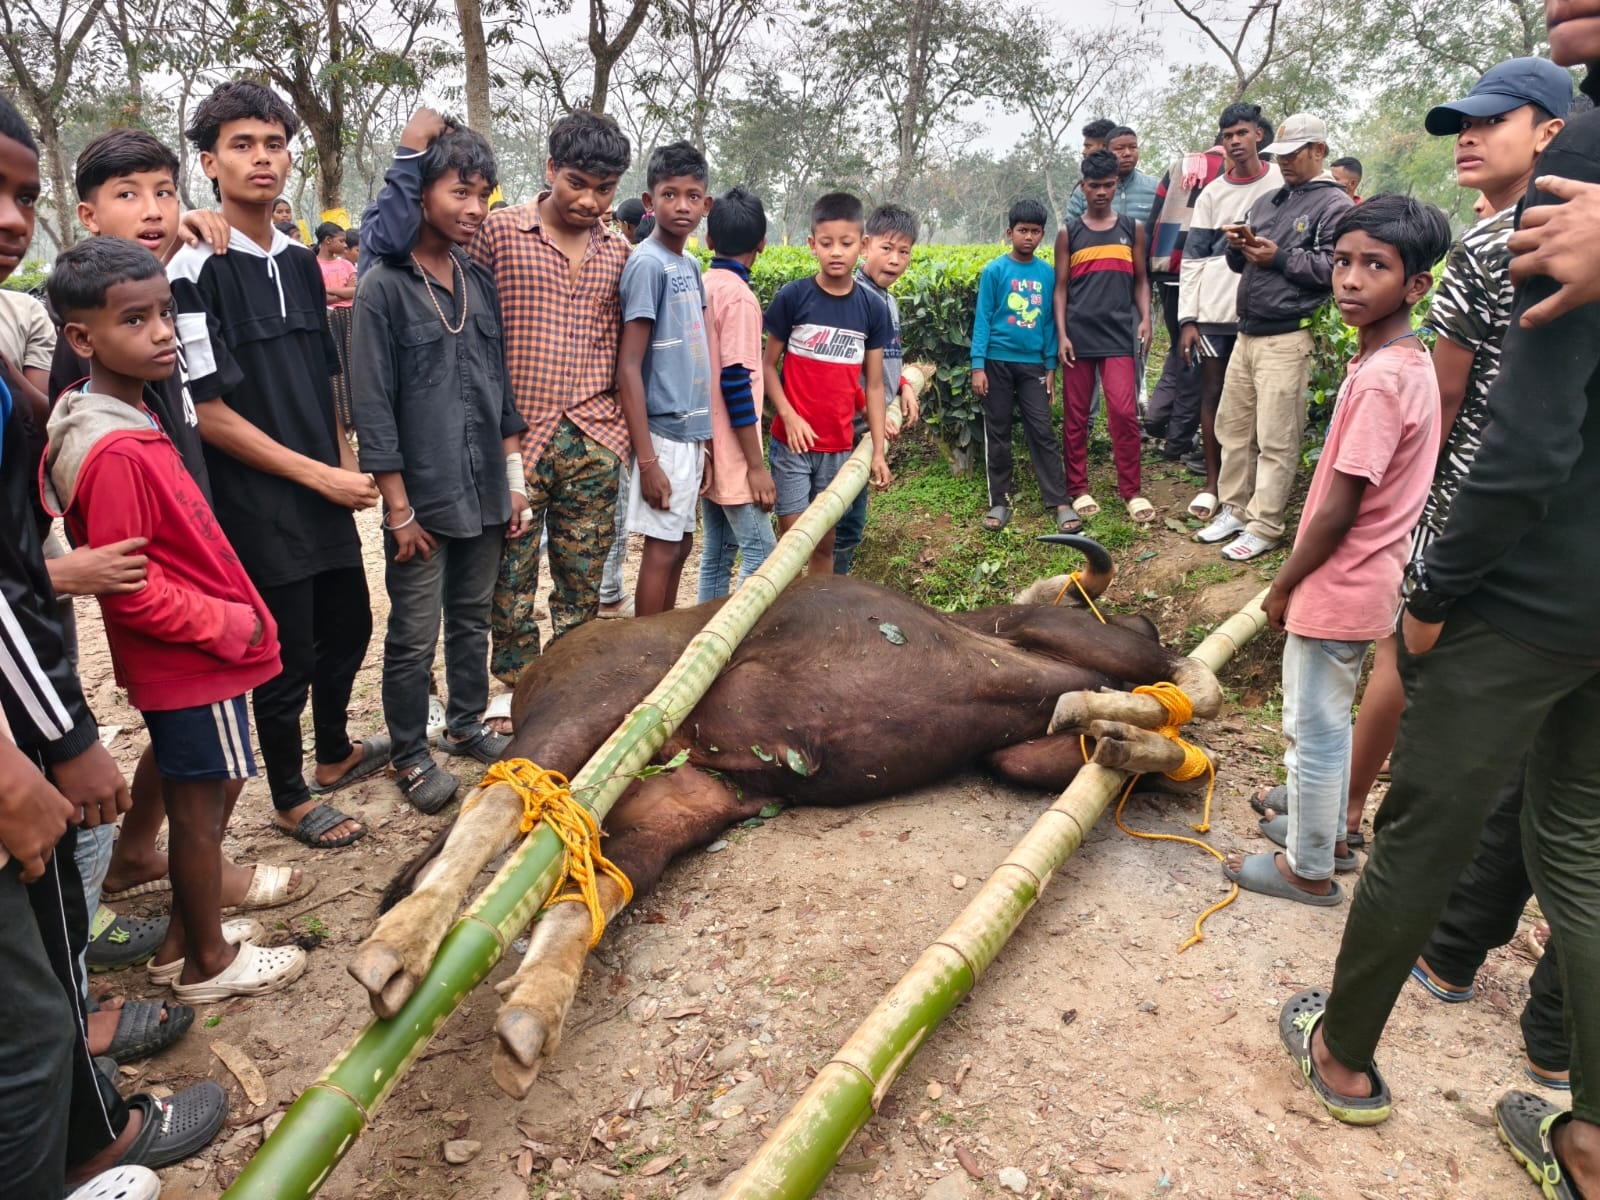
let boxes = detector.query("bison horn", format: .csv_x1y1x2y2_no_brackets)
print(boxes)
1036,534,1114,599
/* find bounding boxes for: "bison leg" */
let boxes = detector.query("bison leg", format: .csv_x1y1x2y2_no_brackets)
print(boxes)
1049,688,1175,735
349,782,526,1018
1088,719,1216,776
491,765,765,1097
985,735,1090,791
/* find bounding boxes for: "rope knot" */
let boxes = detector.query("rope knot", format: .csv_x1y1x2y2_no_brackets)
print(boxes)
471,758,634,947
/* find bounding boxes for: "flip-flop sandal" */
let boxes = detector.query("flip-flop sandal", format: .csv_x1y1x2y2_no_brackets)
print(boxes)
438,723,510,765
117,1082,230,1170
1278,988,1392,1125
68,1165,161,1200
224,862,315,914
171,940,308,1003
100,878,172,904
981,504,1011,532
149,918,264,985
1126,497,1157,523
485,691,516,734
1409,961,1475,1003
596,599,634,620
398,761,461,815
309,735,393,796
101,999,195,1063
1345,829,1367,849
1188,492,1217,520
1249,784,1287,819
1221,531,1280,562
276,801,366,848
426,694,447,740
1071,494,1101,519
1257,815,1360,873
87,905,170,972
1054,506,1083,534
1526,1061,1572,1092
1224,851,1344,907
1497,1089,1580,1198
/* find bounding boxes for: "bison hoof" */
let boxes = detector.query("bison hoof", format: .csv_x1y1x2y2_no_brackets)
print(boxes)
348,944,415,1018
492,1043,542,1098
497,1006,555,1068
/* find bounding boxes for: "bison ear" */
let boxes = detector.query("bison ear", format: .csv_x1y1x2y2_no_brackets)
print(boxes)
1012,574,1072,606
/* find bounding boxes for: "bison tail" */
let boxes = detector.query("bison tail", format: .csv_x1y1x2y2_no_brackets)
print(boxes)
379,822,454,913
1037,534,1114,599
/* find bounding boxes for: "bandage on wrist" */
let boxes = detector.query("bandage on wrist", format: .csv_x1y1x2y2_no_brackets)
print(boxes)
505,452,525,494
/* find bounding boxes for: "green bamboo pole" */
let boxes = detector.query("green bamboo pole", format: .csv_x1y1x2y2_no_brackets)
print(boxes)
223,384,920,1200
716,587,1272,1200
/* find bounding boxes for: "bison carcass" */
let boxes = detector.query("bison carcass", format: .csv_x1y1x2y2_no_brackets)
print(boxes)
351,538,1219,1096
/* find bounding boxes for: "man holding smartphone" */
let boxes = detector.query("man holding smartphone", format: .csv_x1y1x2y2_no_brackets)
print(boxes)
1196,112,1353,560
1177,102,1283,521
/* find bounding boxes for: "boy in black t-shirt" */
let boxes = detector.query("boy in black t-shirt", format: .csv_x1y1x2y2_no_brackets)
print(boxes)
170,80,383,852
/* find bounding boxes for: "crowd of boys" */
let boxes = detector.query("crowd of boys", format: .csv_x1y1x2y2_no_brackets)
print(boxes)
8,2,1600,1189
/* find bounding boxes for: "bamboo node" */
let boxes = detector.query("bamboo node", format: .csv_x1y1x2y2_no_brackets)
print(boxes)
471,759,634,947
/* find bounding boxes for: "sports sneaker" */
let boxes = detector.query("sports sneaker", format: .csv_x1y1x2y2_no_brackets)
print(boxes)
1195,507,1246,544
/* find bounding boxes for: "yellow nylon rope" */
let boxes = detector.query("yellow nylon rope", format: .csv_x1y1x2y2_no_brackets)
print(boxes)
466,759,635,946
1055,576,1236,951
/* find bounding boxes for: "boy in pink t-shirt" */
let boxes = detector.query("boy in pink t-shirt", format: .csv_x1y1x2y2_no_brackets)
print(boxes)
1225,196,1453,907
698,187,777,601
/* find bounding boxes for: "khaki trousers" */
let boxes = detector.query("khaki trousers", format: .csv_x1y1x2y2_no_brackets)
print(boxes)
1214,330,1313,542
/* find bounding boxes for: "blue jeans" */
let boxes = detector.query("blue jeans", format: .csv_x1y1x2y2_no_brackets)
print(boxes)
698,499,776,602
833,486,869,575
600,462,630,606
73,824,115,991
1281,632,1369,881
383,525,505,772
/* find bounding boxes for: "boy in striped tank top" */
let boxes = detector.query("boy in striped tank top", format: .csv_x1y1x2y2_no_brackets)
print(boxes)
1054,149,1154,524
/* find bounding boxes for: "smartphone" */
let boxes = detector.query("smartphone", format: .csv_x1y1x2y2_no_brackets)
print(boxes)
1224,222,1255,241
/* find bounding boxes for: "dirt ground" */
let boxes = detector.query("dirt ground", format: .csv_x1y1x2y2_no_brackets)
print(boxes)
76,468,1556,1200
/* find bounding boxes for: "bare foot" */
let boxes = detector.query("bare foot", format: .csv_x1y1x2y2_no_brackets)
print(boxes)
1552,1114,1600,1196
1309,1024,1373,1099
65,1104,143,1186
272,796,363,845
1413,956,1472,997
102,853,170,896
1223,850,1334,896
311,741,370,791
217,862,306,909
488,718,514,735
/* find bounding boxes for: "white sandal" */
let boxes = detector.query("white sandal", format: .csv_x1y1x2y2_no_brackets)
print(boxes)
148,918,263,985
1189,491,1217,520
171,940,308,1003
67,1165,161,1200
1071,494,1100,518
224,862,314,914
1126,497,1156,523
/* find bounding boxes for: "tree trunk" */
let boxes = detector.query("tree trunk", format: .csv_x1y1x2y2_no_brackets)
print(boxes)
588,0,655,113
33,113,74,249
889,0,933,201
455,0,492,135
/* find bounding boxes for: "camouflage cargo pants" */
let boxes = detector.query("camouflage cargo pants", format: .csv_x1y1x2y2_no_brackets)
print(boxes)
491,417,621,686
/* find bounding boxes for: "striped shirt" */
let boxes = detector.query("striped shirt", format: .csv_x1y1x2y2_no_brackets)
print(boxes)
1064,214,1138,358
468,194,632,463
1418,206,1515,537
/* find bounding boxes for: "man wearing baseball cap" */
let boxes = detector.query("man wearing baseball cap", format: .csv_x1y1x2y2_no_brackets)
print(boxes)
1424,55,1576,136
1196,112,1353,561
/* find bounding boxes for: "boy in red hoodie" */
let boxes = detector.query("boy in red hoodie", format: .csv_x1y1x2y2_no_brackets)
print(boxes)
44,237,307,1003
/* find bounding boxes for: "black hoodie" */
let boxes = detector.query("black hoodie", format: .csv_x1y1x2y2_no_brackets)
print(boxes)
1226,174,1354,335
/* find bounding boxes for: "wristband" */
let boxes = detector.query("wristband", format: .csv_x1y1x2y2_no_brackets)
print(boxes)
384,507,417,531
505,452,526,495
637,455,660,468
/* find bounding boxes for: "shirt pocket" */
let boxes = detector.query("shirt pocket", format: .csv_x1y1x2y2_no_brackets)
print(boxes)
589,292,621,349
474,311,505,391
396,320,447,388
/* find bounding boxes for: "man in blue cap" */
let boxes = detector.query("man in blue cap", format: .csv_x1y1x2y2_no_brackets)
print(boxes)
1266,39,1600,1193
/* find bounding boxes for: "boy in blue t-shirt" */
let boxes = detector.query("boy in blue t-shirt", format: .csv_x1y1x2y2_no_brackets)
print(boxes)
762,192,892,577
617,141,715,616
972,198,1071,534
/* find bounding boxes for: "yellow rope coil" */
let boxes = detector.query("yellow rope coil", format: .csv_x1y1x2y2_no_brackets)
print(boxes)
1052,575,1235,951
467,759,634,947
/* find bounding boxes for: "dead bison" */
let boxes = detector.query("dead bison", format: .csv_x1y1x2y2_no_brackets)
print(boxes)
352,536,1219,1096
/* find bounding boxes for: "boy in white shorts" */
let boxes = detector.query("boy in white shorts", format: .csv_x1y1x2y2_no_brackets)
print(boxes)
617,140,716,615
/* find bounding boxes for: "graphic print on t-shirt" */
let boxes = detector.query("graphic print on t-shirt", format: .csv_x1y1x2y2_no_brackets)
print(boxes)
1005,278,1046,331
789,323,866,366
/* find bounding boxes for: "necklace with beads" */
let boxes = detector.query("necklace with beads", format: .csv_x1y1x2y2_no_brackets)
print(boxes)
412,250,467,334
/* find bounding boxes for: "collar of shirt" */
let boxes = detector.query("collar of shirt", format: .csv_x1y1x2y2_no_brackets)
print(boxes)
710,256,751,281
